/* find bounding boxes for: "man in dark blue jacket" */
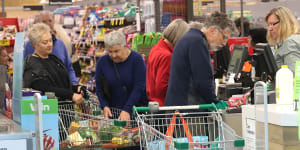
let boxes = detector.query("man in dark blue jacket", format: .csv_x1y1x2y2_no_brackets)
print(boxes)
165,12,235,107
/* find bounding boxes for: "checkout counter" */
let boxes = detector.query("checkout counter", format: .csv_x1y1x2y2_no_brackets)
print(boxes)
242,104,300,150
0,113,33,150
216,37,300,149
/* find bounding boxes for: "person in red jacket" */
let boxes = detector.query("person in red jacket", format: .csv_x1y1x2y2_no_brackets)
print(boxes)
146,19,189,106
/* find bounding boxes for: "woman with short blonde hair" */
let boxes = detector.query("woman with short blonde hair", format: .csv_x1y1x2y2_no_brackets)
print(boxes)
28,23,51,46
265,6,300,73
23,23,85,105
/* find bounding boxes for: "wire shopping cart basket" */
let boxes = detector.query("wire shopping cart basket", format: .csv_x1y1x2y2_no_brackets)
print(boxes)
58,95,139,149
133,102,245,150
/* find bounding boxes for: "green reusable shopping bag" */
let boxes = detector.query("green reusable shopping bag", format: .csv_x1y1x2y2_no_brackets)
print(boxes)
131,33,144,51
151,32,163,46
143,32,153,47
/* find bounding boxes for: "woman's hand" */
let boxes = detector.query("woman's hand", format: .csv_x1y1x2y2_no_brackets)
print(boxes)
77,86,87,96
104,106,112,119
118,111,130,121
72,93,84,104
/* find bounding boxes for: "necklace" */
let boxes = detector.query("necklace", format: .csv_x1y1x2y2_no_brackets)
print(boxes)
33,53,48,59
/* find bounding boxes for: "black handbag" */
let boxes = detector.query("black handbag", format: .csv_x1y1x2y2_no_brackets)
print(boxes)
99,75,111,102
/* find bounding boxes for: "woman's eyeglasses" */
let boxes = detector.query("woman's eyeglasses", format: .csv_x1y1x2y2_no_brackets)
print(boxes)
267,20,280,28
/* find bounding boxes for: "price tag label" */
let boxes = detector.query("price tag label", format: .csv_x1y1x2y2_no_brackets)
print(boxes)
0,40,10,46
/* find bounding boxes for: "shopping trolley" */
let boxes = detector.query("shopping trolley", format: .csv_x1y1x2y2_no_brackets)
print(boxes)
58,94,139,149
133,102,245,150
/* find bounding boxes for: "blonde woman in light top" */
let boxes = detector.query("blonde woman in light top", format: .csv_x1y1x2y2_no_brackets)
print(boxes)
265,6,300,73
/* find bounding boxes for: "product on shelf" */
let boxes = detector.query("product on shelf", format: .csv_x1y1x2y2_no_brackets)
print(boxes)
0,18,20,76
131,32,163,63
161,0,187,28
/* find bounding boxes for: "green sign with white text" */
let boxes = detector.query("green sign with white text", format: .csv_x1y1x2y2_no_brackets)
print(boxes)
21,99,58,115
294,61,300,101
295,61,300,141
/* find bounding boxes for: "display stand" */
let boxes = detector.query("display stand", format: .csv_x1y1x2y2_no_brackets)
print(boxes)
12,32,25,123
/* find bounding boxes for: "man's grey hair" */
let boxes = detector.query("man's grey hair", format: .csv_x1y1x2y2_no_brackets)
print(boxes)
189,21,204,30
28,23,51,45
204,12,235,32
35,11,54,23
104,30,126,48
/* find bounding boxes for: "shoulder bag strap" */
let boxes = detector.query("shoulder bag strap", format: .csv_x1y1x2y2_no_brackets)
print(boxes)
113,63,128,94
32,53,56,84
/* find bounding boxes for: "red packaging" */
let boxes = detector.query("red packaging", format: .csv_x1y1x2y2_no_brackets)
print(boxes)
228,96,246,108
227,37,254,55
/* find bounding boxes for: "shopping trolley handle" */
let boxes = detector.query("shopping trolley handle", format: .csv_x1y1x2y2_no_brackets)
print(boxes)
133,106,149,117
133,102,218,115
198,103,218,112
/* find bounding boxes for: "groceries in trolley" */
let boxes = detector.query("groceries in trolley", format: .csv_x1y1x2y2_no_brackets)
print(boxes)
59,104,140,149
60,119,140,148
